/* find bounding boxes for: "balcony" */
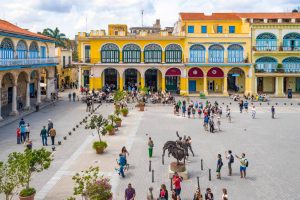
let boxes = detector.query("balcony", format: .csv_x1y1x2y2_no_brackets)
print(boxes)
252,46,300,52
0,57,59,67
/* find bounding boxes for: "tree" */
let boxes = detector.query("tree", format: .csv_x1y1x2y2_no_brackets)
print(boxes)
40,27,66,48
86,114,108,141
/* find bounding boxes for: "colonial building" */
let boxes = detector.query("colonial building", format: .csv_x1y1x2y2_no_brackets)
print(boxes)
0,20,58,120
75,12,300,97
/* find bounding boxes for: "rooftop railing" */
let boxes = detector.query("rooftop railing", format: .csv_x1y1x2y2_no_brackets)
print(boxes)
0,57,59,67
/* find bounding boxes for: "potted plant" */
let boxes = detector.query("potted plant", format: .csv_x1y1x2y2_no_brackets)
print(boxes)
277,63,284,73
113,91,126,109
86,114,109,154
114,108,121,117
7,148,52,200
114,117,122,127
136,101,145,111
92,141,108,154
70,166,112,200
105,124,115,135
121,108,128,117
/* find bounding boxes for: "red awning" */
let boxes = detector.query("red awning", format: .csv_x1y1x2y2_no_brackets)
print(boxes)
207,67,224,78
188,67,204,78
165,68,181,76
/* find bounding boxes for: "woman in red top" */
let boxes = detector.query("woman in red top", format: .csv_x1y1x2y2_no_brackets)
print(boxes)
159,184,168,199
172,172,182,196
16,127,21,144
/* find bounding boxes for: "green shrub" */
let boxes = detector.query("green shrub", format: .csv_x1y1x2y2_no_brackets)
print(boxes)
105,124,114,132
114,117,122,122
121,108,128,115
92,141,108,150
19,187,36,197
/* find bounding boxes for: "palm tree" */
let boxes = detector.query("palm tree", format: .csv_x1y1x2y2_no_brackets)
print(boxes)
41,28,66,47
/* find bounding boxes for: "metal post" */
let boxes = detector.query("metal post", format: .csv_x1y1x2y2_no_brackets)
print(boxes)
149,160,151,172
170,178,173,190
201,159,203,170
197,176,200,190
162,156,164,165
209,168,211,181
152,170,154,183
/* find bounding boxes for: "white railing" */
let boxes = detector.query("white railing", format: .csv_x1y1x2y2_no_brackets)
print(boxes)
0,57,59,66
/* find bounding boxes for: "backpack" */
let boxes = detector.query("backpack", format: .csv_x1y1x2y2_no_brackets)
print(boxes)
245,159,249,167
229,155,234,163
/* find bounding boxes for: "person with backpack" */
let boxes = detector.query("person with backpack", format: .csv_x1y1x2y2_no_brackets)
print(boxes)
244,100,249,113
117,153,126,178
271,106,275,119
216,154,223,179
225,150,234,176
182,101,186,117
235,153,248,178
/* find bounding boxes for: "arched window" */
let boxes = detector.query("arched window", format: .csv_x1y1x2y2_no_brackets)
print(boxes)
283,32,300,51
144,44,162,63
29,41,39,58
256,57,277,72
16,40,27,59
209,44,224,63
189,44,205,63
256,33,277,51
282,57,300,72
0,38,14,59
165,44,182,63
122,44,141,63
101,43,119,63
228,44,244,63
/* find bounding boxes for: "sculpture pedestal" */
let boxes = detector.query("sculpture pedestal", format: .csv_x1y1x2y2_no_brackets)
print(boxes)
168,162,189,180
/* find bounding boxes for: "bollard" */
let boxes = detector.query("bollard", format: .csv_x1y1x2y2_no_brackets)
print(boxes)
170,178,173,190
209,168,211,181
276,103,278,105
76,125,79,128
197,176,200,190
58,141,62,145
73,128,75,131
149,160,152,172
162,156,164,165
201,159,203,170
63,136,67,140
152,170,154,183
68,131,72,135
291,103,293,106
284,103,286,105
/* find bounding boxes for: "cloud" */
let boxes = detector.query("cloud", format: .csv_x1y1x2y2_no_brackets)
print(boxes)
1,0,299,38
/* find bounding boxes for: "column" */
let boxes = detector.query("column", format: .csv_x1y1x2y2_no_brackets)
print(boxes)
161,76,166,92
25,82,30,109
37,78,41,104
140,75,145,89
203,76,208,95
46,78,51,100
180,76,187,95
0,85,3,121
10,84,18,116
254,76,258,95
223,75,229,96
119,77,124,91
275,77,284,97
78,65,82,89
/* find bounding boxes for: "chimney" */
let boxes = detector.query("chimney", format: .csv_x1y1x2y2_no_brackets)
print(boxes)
154,19,161,28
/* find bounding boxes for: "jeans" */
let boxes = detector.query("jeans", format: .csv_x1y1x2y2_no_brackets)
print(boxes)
42,135,48,146
174,188,181,195
228,162,232,175
51,136,55,145
119,166,125,177
21,132,26,142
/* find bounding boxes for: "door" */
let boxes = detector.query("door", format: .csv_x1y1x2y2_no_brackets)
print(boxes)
228,75,236,91
296,77,300,92
189,80,196,92
40,46,46,58
257,77,263,92
30,83,35,98
8,87,13,103
208,81,214,91
166,76,178,92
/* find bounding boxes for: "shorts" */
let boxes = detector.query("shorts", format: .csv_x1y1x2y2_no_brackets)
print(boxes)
240,166,246,172
216,168,221,173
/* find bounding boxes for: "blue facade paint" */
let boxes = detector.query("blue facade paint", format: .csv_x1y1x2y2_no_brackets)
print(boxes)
201,26,207,33
256,33,277,51
188,26,194,33
209,44,224,63
229,26,235,33
217,26,223,33
189,44,205,63
0,63,57,71
40,46,46,58
228,44,243,63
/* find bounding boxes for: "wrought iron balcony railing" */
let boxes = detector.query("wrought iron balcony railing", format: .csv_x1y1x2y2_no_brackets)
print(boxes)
0,57,59,67
253,46,300,52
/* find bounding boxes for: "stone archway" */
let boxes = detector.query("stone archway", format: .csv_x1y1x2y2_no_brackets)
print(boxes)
207,67,224,93
165,68,181,92
103,68,119,90
188,67,204,93
1,72,17,116
144,68,163,92
227,67,246,93
17,71,29,110
123,68,141,90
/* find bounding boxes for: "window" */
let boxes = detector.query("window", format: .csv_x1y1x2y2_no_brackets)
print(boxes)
209,44,224,63
0,38,14,59
144,44,162,63
122,44,141,63
255,57,277,72
63,56,65,67
165,44,182,63
228,44,243,63
217,26,223,33
229,26,235,33
29,41,39,58
84,45,91,63
189,44,205,63
188,26,194,33
201,26,207,33
68,56,71,65
101,43,120,63
40,46,46,58
16,40,27,59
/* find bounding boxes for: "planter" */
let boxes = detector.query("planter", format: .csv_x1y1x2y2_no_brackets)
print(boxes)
115,105,120,110
19,193,35,200
108,129,115,135
139,106,145,111
115,121,122,127
95,147,105,154
122,112,128,117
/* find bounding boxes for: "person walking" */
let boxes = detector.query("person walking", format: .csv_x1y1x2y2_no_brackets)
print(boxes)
239,100,243,113
72,92,76,102
209,116,215,133
172,172,182,196
19,118,25,127
271,106,275,119
226,108,231,123
251,106,256,119
40,126,48,146
147,187,155,200
182,101,186,117
20,123,27,143
47,119,53,136
204,115,209,131
216,116,221,131
193,188,202,200
244,100,249,113
235,153,248,178
158,184,168,200
49,127,56,145
148,137,154,158
25,123,30,140
225,150,234,176
222,188,228,200
205,188,214,200
68,92,72,102
125,183,136,200
186,136,195,157
216,154,223,179
16,127,21,144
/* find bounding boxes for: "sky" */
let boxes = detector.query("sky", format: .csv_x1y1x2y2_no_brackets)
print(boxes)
0,0,299,39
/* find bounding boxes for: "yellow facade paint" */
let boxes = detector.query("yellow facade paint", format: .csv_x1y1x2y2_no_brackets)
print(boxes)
119,77,124,91
161,78,166,91
140,77,145,88
180,77,188,95
188,78,204,92
263,77,275,93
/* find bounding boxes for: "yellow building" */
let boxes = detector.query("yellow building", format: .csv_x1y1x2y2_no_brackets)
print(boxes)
75,12,300,97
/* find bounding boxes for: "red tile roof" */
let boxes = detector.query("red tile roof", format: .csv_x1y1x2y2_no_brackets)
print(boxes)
0,19,54,41
180,12,300,20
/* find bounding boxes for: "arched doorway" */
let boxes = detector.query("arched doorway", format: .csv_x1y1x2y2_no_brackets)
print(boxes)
40,68,48,100
104,68,118,90
30,70,39,98
165,68,181,92
188,67,204,93
1,73,15,116
124,68,140,90
207,67,224,93
227,68,245,93
145,68,162,92
17,72,29,110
